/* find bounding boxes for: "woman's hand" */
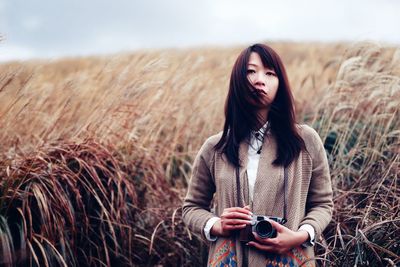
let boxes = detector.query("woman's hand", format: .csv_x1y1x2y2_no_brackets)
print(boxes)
247,220,309,254
211,205,253,237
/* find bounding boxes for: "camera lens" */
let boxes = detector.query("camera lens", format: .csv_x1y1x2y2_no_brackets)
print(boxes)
255,220,273,238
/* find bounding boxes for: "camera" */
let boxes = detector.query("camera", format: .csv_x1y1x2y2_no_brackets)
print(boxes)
239,215,286,242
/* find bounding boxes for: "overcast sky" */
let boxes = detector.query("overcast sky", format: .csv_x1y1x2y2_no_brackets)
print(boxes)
1,0,399,62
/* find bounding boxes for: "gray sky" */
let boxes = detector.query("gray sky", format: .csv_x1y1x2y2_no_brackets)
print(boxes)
1,0,399,62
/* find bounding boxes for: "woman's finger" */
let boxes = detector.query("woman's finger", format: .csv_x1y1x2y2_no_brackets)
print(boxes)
266,219,286,232
224,207,253,215
222,211,252,220
223,219,252,226
252,232,278,245
243,205,252,211
224,224,247,230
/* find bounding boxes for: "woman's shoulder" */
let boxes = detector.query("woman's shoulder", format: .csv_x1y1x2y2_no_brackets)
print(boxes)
297,124,320,141
296,124,325,155
199,131,223,154
195,131,223,166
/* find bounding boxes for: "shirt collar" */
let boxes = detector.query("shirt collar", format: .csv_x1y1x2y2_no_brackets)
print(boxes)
250,121,270,138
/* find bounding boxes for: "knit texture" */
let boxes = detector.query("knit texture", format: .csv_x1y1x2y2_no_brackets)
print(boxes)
182,124,333,267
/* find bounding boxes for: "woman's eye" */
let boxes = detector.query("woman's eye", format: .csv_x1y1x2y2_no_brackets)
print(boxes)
247,69,255,74
266,71,276,76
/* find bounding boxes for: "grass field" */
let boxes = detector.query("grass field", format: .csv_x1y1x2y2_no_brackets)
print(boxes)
0,41,399,266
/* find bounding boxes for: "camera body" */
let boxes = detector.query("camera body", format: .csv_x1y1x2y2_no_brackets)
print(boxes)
239,215,286,242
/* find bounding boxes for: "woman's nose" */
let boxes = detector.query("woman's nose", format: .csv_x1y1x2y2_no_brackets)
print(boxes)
254,73,265,85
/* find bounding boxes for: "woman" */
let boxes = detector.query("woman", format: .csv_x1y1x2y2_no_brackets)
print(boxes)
182,43,333,267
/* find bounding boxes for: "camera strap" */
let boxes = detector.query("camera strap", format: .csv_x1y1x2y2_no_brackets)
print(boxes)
236,166,241,207
283,167,288,224
235,166,288,224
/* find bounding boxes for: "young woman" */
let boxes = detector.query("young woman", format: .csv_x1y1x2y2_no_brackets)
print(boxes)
182,43,333,267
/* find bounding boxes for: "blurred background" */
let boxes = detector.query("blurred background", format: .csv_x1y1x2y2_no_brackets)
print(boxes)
1,0,399,61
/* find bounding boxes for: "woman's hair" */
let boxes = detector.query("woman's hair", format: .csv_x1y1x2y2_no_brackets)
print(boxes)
214,43,305,168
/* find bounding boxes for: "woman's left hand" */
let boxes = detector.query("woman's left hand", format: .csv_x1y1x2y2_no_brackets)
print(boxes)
247,220,309,254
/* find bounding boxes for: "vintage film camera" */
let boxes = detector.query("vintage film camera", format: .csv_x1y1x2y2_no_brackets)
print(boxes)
239,215,286,242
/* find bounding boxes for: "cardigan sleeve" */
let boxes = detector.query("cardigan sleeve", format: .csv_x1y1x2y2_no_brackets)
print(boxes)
299,126,334,241
182,137,217,241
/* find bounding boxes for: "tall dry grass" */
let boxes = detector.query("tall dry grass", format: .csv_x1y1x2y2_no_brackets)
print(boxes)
0,140,136,266
0,42,399,266
0,43,343,161
304,43,400,266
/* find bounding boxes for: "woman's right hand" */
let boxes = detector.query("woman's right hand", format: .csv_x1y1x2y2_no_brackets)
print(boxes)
210,205,253,237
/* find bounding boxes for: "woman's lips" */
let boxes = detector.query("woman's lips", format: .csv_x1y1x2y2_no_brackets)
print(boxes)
255,88,267,95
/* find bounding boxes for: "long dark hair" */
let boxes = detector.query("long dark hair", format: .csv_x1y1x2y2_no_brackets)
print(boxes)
214,43,305,168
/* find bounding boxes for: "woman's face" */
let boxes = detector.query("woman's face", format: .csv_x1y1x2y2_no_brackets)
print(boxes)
246,52,279,107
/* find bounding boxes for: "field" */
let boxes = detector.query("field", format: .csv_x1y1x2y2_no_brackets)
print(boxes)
0,41,399,266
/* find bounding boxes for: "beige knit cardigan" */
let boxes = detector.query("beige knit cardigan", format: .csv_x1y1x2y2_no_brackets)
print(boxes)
182,125,333,267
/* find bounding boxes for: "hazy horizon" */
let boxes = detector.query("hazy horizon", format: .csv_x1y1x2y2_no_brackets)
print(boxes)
1,0,399,62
